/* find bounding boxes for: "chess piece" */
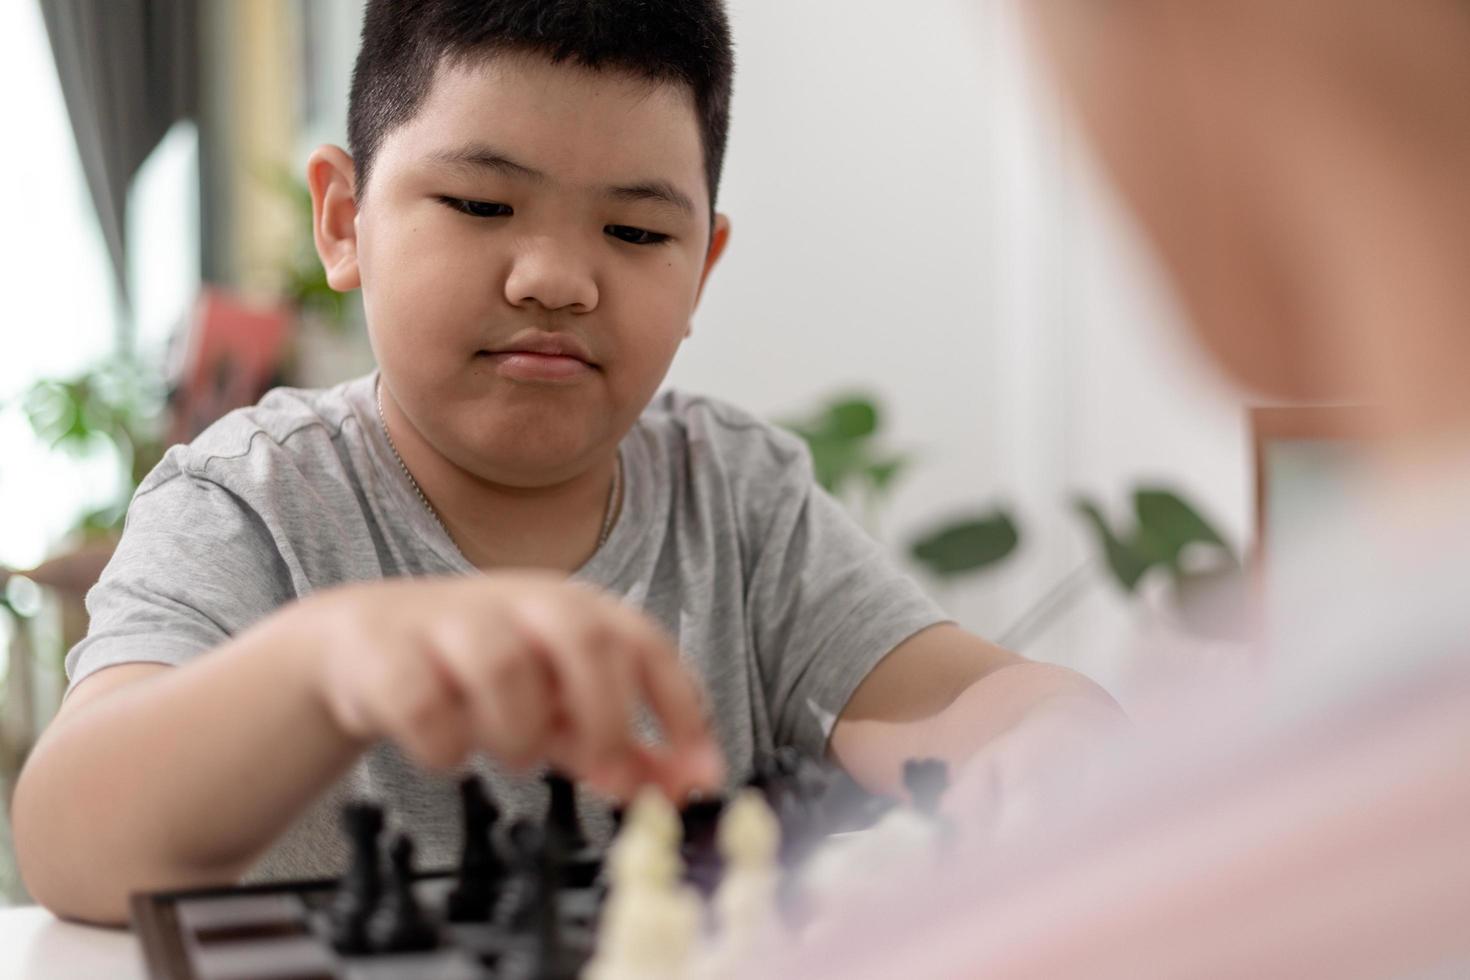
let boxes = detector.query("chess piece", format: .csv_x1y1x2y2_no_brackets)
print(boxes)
696,790,781,979
328,802,384,954
494,819,545,935
752,747,831,866
903,757,950,818
818,767,895,833
544,772,587,851
447,775,504,922
544,771,601,888
680,795,727,896
585,788,703,980
372,833,439,953
496,819,583,980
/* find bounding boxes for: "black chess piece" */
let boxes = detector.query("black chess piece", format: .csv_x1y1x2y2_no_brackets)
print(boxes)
328,802,384,954
371,833,439,953
544,772,587,851
680,795,727,896
543,772,600,888
818,768,896,833
754,748,831,866
494,819,545,935
496,817,582,980
447,775,504,922
792,750,836,804
903,757,950,819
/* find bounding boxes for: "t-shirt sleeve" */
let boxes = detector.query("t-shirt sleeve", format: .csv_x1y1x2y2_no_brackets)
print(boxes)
740,428,951,758
64,452,294,692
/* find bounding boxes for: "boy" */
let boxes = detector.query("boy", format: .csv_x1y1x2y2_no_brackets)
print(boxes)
14,0,1118,925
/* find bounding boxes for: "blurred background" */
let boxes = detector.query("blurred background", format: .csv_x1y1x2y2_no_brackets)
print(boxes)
0,0,1257,903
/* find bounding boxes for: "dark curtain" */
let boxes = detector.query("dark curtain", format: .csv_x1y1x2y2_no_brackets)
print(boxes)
37,0,199,306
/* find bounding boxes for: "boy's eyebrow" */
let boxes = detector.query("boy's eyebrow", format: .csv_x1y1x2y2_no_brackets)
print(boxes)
427,143,545,182
604,180,696,218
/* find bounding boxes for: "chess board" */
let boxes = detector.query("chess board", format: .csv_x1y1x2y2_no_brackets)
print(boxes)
131,867,595,980
128,753,928,980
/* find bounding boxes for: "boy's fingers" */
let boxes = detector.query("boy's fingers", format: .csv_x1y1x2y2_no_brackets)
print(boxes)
566,743,710,805
400,703,475,771
623,628,723,785
370,649,472,770
479,655,558,768
512,595,633,770
431,622,556,768
599,599,725,791
628,745,702,803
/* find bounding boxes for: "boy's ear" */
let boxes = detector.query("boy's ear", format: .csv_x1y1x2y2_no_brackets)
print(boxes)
688,213,731,335
306,145,361,292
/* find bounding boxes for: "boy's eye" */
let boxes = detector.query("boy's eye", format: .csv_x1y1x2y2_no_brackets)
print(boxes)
605,225,671,246
440,196,512,219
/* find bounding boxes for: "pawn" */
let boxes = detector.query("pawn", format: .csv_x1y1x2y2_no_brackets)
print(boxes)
585,789,703,980
902,758,950,819
328,802,384,954
371,833,439,953
696,790,781,978
447,776,504,922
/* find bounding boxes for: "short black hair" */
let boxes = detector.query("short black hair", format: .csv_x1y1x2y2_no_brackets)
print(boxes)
347,0,734,212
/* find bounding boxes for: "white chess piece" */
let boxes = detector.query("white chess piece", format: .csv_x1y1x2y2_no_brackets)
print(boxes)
584,789,701,980
695,789,782,979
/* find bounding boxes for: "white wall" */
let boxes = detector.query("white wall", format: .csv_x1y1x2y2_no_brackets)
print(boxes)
667,0,1250,693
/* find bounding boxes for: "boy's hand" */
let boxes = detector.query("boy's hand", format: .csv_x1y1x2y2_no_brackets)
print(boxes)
301,573,724,802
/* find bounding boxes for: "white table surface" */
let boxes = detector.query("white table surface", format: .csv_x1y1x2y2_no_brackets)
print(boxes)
0,905,145,980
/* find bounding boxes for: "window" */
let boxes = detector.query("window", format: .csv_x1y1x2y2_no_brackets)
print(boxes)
1,0,121,568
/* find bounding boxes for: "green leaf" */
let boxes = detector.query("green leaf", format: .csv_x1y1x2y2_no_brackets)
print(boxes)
910,511,1020,578
804,434,864,495
1074,498,1156,593
778,393,909,508
1133,488,1234,569
13,360,167,546
821,396,879,440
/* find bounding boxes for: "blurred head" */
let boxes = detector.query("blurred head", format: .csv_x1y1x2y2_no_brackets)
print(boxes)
1029,0,1470,420
307,1,734,487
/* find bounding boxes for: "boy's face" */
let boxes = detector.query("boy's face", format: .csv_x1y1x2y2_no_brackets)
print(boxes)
321,53,727,487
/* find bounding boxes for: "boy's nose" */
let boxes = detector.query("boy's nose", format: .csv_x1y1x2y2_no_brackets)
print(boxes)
503,236,599,314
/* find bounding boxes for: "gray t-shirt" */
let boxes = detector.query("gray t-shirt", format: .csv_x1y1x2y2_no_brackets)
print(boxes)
66,373,948,879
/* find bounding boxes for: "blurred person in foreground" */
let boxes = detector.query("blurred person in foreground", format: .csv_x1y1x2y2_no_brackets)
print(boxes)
763,1,1470,977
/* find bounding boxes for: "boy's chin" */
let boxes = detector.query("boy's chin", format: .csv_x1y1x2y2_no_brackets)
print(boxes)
449,429,614,489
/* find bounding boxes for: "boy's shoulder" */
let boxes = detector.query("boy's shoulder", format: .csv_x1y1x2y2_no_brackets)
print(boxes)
139,377,369,497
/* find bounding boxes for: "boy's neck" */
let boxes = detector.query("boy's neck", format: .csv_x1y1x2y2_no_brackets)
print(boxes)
376,385,622,574
440,464,622,573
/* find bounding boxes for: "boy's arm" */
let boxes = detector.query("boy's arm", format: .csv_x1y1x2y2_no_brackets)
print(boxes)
13,604,369,926
13,576,720,927
828,623,1126,797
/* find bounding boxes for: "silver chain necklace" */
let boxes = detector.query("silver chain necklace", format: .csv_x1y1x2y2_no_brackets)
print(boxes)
376,382,622,552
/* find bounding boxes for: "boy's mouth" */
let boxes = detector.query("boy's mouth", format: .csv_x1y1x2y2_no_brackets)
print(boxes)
479,330,596,364
476,331,598,384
